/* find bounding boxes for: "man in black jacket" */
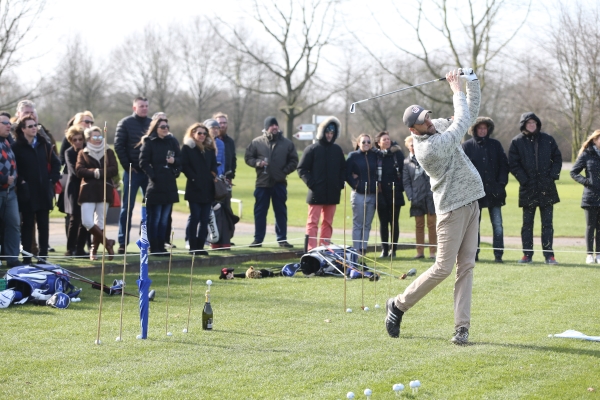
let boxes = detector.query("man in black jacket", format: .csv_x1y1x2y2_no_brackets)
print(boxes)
244,117,298,248
462,117,509,263
297,116,346,251
213,112,237,179
508,112,562,264
114,96,152,253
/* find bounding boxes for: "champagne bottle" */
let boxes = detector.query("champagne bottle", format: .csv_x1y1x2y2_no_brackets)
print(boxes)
202,290,213,330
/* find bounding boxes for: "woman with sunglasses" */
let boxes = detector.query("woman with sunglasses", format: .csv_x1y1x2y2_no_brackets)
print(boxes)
346,133,378,255
64,126,89,257
76,126,118,260
181,123,218,255
373,131,406,258
138,118,181,255
12,115,61,264
60,111,95,166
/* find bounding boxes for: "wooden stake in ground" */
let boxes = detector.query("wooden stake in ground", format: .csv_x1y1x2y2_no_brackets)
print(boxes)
165,231,174,336
360,182,367,310
373,182,379,309
343,183,347,312
184,253,196,333
117,164,133,342
389,182,395,298
95,122,108,345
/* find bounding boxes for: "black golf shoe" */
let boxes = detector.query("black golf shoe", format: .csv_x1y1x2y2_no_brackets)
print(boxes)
451,327,469,345
385,298,404,338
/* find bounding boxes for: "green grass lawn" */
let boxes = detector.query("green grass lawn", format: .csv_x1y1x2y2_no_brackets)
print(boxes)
1,251,599,398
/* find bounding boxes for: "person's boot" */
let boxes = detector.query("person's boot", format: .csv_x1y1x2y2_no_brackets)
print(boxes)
103,230,115,261
379,243,389,258
88,225,103,261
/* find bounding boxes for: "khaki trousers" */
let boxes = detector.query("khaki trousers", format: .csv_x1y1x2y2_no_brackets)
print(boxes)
395,202,479,330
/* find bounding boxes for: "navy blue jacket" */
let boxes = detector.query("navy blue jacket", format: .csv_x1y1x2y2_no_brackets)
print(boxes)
571,146,600,208
346,149,378,194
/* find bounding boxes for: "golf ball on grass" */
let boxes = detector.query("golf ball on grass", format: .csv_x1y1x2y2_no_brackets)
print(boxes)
393,383,404,392
136,334,143,340
182,328,188,333
115,337,122,342
363,306,369,311
206,280,212,286
346,308,352,313
94,339,101,345
374,304,381,309
410,380,421,393
167,332,173,336
364,388,372,398
346,392,355,399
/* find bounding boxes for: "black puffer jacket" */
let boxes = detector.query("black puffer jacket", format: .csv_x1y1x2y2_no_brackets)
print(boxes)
377,144,405,206
12,134,61,212
570,146,600,208
462,117,509,208
114,113,152,171
508,112,562,208
139,133,181,205
181,138,218,204
297,116,346,204
221,134,237,178
346,149,378,194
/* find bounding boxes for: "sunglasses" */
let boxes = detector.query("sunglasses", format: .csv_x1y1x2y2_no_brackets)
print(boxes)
159,124,169,130
361,140,371,144
72,137,84,142
0,121,10,126
26,124,37,129
196,130,207,135
83,120,94,124
91,135,103,140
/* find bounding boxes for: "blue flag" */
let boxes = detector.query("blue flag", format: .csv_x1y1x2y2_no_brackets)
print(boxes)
136,205,152,339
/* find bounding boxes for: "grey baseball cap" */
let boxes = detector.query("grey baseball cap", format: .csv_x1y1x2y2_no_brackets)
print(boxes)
203,119,220,129
403,105,431,127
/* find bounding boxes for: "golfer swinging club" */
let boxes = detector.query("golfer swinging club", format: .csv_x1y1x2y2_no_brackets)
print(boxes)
385,68,483,345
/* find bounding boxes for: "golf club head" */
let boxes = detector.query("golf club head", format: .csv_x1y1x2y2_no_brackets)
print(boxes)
407,268,417,276
148,290,155,301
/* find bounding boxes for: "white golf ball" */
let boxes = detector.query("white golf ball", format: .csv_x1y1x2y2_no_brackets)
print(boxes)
182,328,188,333
115,337,122,342
346,392,355,399
409,380,421,388
374,304,381,309
363,306,370,311
364,388,372,396
206,279,213,286
393,383,404,392
167,332,173,336
346,308,352,313
136,334,143,340
94,339,101,345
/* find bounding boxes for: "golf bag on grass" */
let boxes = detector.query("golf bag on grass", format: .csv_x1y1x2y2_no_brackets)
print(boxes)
287,245,379,280
0,264,81,308
210,197,240,249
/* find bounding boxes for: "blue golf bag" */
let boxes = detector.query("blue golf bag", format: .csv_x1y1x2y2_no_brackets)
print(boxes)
291,245,378,279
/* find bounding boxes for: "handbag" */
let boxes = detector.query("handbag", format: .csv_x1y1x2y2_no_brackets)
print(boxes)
111,187,121,208
214,178,230,201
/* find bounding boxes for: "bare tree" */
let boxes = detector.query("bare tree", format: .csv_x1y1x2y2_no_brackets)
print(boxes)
111,25,178,113
353,0,530,105
0,0,46,108
55,35,111,116
177,17,224,121
539,1,600,160
214,0,342,138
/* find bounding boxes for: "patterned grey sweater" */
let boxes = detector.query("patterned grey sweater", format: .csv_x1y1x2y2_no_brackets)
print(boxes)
411,80,484,214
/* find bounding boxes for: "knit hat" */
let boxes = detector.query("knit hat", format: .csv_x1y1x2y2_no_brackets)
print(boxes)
203,119,220,129
264,116,278,131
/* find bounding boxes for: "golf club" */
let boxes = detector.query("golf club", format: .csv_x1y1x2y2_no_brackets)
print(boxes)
349,70,472,114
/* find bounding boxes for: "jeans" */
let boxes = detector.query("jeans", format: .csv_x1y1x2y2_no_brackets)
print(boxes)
188,202,212,251
395,202,479,330
521,205,554,258
147,203,172,251
0,190,20,263
477,206,504,258
306,204,336,250
583,207,600,254
351,191,376,250
118,169,148,246
253,184,287,243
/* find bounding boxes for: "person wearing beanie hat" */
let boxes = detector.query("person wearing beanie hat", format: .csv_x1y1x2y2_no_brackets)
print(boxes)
384,68,482,346
204,119,225,176
245,116,298,248
508,112,562,265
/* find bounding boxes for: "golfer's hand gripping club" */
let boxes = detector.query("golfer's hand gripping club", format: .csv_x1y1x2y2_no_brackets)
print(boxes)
349,69,476,113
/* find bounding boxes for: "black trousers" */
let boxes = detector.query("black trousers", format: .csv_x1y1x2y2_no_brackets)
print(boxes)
377,199,401,247
22,209,49,259
66,204,88,253
584,207,600,254
521,205,554,258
